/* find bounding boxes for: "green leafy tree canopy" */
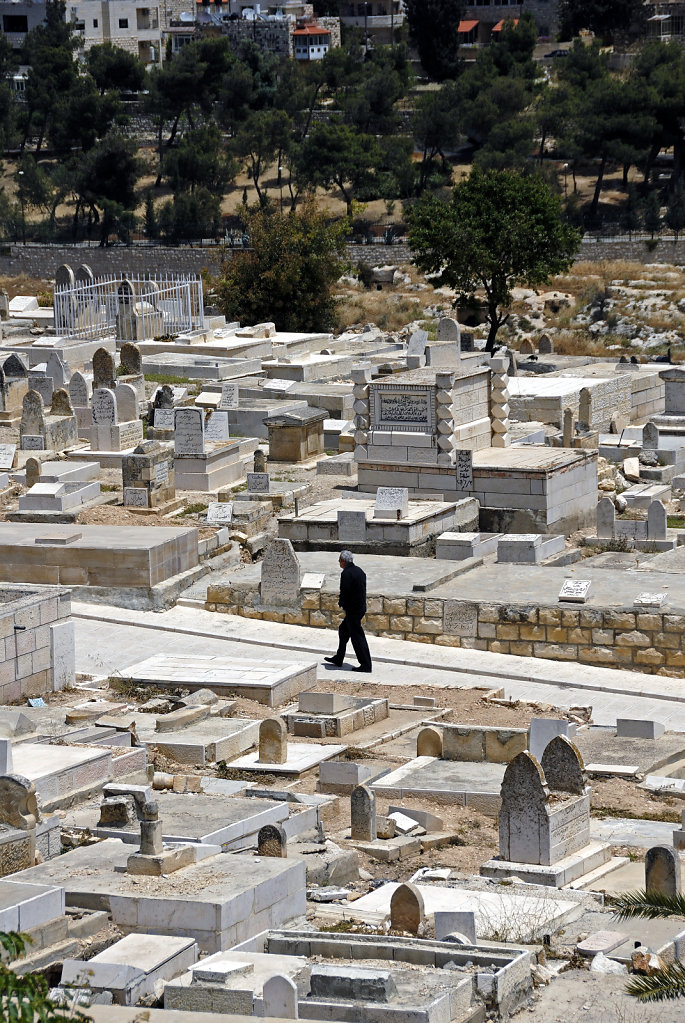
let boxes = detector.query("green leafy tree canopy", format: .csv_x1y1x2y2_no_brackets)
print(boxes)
408,169,580,351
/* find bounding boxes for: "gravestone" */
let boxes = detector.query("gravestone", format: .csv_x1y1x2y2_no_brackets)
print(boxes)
563,408,573,448
122,440,175,508
152,384,174,411
434,910,476,944
51,388,74,418
417,726,442,757
538,334,554,355
259,717,287,764
20,391,45,449
596,498,615,539
645,845,681,897
174,407,205,456
407,330,428,357
46,353,68,390
528,719,572,762
69,371,90,408
75,263,94,286
558,579,593,603
254,450,267,474
261,539,301,606
120,341,142,376
540,735,586,794
219,382,240,410
263,974,298,1019
350,784,376,841
207,502,233,524
248,472,270,493
115,383,138,424
337,509,366,542
389,882,425,935
55,264,75,290
647,499,667,539
633,592,667,609
154,409,174,430
578,388,592,430
92,347,116,391
520,339,534,356
436,317,460,347
257,823,287,858
373,486,409,520
0,444,16,470
92,388,117,425
3,354,27,379
499,752,550,864
455,450,473,490
443,600,478,638
138,800,163,857
0,289,8,320
643,421,659,450
204,410,230,442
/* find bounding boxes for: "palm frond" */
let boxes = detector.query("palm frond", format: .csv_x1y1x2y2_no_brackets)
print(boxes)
626,961,685,1002
608,889,685,921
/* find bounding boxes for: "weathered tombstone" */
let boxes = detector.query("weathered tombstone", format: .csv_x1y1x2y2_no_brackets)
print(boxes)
260,539,301,606
643,421,659,450
538,334,554,355
0,774,39,829
254,449,267,473
645,845,681,897
3,354,27,380
558,578,593,604
596,497,615,539
350,784,376,841
115,382,138,424
139,800,163,857
455,450,473,490
46,352,68,389
647,499,667,540
92,388,118,425
563,407,573,447
436,317,460,347
207,502,233,524
20,390,45,449
0,738,13,774
434,910,476,944
373,486,409,520
337,508,366,542
153,384,174,410
25,456,40,489
540,734,586,795
69,371,90,408
578,387,592,430
75,263,94,286
174,407,205,456
520,339,534,356
116,280,138,341
154,408,175,430
263,974,298,1019
498,752,550,865
50,388,74,418
92,347,116,391
417,726,443,758
219,382,240,410
55,264,75,290
248,471,270,493
257,823,287,858
0,443,16,470
204,410,229,443
120,341,142,376
529,719,572,763
407,330,428,357
390,882,425,935
259,717,287,765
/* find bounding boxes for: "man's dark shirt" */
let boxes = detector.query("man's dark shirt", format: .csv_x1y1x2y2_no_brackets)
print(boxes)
338,563,367,617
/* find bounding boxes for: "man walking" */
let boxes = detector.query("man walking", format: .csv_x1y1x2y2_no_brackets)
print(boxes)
324,550,372,673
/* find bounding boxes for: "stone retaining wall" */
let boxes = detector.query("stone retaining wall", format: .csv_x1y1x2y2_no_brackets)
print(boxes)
206,585,685,677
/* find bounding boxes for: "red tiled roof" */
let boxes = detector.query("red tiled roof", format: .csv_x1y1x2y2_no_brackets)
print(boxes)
492,17,519,31
458,20,478,32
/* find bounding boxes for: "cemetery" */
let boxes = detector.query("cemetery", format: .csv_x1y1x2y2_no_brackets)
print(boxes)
3,258,685,1021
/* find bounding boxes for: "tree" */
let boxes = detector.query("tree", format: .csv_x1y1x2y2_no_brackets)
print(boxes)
158,187,220,242
666,187,685,240
21,0,78,153
413,82,461,193
86,43,146,94
408,169,580,351
611,890,685,1001
163,125,237,195
621,185,642,238
559,0,644,44
405,0,463,81
294,121,379,215
70,133,139,245
643,190,662,238
0,929,90,1020
232,109,292,207
214,198,348,332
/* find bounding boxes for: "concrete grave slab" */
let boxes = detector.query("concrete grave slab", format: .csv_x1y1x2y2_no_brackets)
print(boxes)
229,742,346,775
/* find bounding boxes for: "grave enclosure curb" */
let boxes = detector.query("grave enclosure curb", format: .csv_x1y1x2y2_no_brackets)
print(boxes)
205,586,685,678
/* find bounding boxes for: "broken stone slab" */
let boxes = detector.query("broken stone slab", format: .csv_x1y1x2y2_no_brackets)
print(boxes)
310,964,397,1003
353,836,421,863
388,806,443,833
434,910,477,944
387,811,424,836
577,930,627,957
306,886,351,902
180,688,219,708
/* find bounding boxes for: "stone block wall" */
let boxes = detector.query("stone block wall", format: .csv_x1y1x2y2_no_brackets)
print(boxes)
0,585,73,702
206,585,685,677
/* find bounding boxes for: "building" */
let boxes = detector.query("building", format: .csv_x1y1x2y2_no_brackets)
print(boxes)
0,0,164,63
292,20,330,58
644,1,685,40
338,1,405,47
198,4,340,59
457,1,560,43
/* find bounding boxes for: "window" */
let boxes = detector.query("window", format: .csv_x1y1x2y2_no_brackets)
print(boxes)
2,14,28,31
119,17,129,28
93,18,98,26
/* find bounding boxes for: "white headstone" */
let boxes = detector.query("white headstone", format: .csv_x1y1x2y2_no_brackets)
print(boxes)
219,382,240,410
0,738,13,774
558,579,593,603
248,472,270,493
115,382,138,424
633,592,667,608
0,444,16,469
21,436,44,450
124,488,149,507
69,371,90,408
92,388,118,425
50,619,75,691
337,508,367,541
528,718,574,762
262,974,298,1019
174,407,205,456
207,502,233,524
373,487,409,519
204,410,230,442
154,408,175,430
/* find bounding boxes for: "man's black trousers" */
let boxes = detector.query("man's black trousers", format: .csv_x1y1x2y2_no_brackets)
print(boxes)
335,613,372,671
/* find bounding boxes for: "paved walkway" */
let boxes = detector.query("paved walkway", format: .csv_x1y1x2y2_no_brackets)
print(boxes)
73,602,685,729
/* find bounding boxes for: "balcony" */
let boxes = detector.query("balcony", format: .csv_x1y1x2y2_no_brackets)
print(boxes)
339,13,405,28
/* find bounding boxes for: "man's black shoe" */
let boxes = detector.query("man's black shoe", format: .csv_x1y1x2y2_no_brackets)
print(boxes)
352,665,372,673
324,656,343,666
